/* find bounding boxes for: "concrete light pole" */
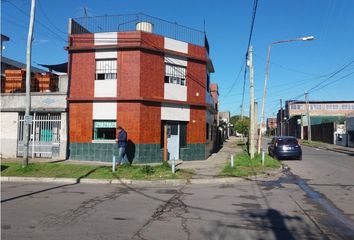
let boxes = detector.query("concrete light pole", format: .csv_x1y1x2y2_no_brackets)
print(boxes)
248,46,255,159
23,0,36,167
257,36,314,154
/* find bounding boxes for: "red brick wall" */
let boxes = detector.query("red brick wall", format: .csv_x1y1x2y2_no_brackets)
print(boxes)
139,103,161,143
70,52,95,98
118,50,141,98
140,51,164,99
187,60,206,105
69,103,93,142
70,34,94,48
188,107,206,143
117,103,141,144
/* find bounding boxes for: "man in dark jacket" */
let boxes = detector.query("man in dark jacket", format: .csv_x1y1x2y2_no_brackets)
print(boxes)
116,126,128,165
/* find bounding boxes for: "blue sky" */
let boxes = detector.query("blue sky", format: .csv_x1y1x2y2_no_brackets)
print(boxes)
2,0,354,119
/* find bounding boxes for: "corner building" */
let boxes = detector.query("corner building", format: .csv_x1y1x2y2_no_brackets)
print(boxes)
67,14,218,163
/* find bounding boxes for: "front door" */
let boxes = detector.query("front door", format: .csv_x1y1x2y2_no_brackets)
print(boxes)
167,123,179,160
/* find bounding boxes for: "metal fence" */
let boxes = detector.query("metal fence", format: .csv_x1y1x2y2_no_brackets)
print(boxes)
71,13,208,48
17,113,61,158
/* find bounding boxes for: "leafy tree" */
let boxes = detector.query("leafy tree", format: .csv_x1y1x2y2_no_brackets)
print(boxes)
230,115,250,136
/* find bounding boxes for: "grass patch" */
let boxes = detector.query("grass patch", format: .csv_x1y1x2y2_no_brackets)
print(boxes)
0,161,193,180
220,153,280,177
301,140,324,147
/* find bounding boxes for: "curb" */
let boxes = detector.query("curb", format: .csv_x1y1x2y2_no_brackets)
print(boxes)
1,176,250,186
303,144,354,156
0,176,189,186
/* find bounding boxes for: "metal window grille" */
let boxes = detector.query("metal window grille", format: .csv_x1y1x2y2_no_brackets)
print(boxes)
96,59,117,80
165,64,186,86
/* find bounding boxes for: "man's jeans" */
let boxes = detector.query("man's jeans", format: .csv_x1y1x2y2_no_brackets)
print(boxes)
117,147,128,164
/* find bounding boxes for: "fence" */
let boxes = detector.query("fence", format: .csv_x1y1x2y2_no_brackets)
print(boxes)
17,113,61,158
71,13,208,49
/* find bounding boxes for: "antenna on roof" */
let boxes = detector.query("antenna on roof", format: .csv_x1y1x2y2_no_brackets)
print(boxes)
84,7,88,17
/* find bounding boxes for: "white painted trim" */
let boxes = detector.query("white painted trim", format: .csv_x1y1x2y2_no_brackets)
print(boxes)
165,54,187,67
94,32,117,46
161,103,190,121
164,37,188,54
93,103,117,120
164,83,187,101
95,51,117,59
94,80,117,97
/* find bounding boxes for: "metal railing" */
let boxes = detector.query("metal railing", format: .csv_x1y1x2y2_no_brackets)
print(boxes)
71,13,208,48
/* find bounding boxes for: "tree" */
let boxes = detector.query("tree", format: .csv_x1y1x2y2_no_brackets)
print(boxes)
230,115,250,136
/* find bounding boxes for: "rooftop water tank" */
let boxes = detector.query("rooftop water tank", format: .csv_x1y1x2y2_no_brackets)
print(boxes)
136,22,153,33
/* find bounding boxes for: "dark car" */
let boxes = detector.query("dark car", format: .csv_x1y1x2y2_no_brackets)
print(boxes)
268,136,302,160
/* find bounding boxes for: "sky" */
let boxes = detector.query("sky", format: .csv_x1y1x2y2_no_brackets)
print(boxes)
2,0,354,120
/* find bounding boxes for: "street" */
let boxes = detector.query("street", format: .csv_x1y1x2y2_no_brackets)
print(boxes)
2,146,354,240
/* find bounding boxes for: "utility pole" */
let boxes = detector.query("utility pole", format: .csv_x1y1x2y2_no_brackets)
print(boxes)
305,92,312,142
23,0,36,167
280,99,283,136
248,46,255,159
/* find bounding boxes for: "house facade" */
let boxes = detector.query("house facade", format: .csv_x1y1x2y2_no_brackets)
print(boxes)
0,57,68,159
67,14,218,163
283,100,354,139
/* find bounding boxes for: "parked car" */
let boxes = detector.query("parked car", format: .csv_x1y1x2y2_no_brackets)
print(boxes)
268,136,302,160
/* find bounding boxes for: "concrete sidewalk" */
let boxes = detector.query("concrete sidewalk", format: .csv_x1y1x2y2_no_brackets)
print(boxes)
301,140,354,156
178,136,244,178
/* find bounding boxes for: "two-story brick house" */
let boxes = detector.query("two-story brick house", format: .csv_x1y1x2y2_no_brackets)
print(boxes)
67,14,218,163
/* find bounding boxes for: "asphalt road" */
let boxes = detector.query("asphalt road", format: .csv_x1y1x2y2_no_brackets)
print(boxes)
1,145,354,240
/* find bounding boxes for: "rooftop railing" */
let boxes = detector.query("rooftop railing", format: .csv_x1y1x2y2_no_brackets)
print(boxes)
71,13,209,51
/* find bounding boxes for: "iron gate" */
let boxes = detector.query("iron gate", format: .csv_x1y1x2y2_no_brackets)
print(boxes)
17,113,61,158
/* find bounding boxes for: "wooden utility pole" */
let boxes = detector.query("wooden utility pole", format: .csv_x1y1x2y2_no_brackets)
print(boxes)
248,46,255,159
23,0,36,167
305,92,312,142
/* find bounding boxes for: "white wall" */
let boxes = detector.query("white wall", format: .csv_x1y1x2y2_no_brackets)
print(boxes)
94,80,117,97
161,103,190,121
164,37,188,54
95,50,117,59
0,112,19,158
165,54,187,66
93,102,117,120
94,32,117,46
164,83,187,102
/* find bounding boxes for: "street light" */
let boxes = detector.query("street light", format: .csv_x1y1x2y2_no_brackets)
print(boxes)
257,36,315,154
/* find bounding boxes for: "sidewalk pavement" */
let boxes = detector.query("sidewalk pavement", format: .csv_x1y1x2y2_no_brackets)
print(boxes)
178,136,244,178
300,140,354,156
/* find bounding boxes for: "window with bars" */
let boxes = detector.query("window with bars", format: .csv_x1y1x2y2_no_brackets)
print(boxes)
164,64,186,86
93,120,116,140
96,59,117,80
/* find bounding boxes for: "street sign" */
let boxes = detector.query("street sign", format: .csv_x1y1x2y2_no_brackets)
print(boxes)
24,115,33,125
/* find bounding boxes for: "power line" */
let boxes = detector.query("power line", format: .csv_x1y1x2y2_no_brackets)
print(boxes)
5,1,67,43
38,0,68,35
241,0,259,117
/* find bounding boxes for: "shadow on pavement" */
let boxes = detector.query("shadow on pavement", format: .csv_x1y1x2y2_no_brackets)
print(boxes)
1,166,105,203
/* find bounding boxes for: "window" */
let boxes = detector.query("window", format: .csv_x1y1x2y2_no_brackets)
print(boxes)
206,123,209,140
93,120,116,140
165,64,186,86
96,59,117,80
310,104,321,110
206,72,210,92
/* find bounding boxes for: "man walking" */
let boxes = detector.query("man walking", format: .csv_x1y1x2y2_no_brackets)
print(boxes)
116,126,128,165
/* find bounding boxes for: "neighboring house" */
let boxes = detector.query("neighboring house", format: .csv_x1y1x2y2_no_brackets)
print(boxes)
336,115,354,147
266,117,277,136
281,100,354,139
67,13,218,163
0,56,68,159
219,111,231,139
